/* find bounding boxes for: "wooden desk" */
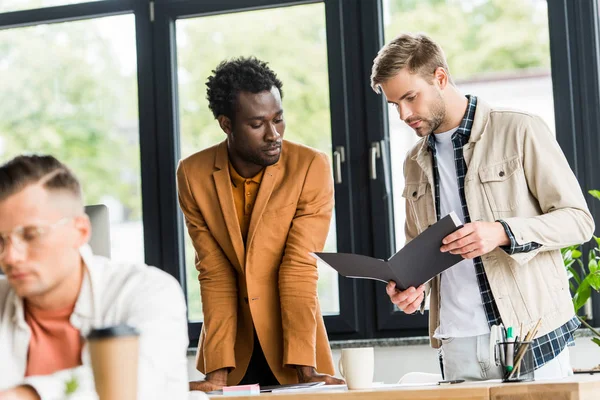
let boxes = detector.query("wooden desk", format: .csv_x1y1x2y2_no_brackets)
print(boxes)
208,383,490,400
489,374,600,400
207,375,600,400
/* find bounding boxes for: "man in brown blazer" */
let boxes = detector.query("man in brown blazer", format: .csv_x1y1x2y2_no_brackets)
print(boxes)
178,57,343,392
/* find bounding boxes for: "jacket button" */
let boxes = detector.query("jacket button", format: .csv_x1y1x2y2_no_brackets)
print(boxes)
499,171,505,177
412,191,417,197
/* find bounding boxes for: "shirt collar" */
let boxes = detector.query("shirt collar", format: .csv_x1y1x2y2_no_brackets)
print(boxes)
11,244,96,327
427,95,477,150
228,161,265,187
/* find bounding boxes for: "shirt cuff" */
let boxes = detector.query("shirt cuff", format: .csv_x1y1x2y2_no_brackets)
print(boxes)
497,219,542,255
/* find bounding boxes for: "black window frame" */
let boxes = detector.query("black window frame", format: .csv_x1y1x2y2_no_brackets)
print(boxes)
0,0,599,348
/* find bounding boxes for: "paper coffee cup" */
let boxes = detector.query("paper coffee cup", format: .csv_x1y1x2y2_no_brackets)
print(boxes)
87,325,140,400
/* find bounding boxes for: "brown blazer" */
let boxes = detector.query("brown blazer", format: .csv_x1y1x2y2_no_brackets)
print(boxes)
176,140,335,385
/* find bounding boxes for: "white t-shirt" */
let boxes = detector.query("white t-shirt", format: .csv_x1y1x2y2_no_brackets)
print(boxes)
432,128,490,339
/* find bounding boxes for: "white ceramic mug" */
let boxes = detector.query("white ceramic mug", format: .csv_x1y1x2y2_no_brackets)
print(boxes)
338,347,374,390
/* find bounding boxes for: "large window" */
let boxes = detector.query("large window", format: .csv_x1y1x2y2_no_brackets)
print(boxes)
175,3,340,321
0,14,144,264
1,0,598,343
0,0,99,13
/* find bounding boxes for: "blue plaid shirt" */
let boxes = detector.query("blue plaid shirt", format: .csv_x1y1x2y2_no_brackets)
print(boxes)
427,95,579,369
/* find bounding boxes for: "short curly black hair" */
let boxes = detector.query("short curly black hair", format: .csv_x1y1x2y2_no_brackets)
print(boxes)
206,56,284,120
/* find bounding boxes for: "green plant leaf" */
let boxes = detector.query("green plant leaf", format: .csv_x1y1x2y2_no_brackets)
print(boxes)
589,270,600,291
574,279,592,312
594,236,600,248
592,337,600,347
590,258,599,274
568,266,582,285
588,190,600,201
562,245,581,261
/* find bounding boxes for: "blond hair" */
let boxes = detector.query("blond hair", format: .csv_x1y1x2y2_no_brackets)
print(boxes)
0,154,82,202
371,33,452,92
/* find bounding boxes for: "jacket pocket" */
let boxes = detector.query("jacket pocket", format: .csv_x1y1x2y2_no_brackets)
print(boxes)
262,201,296,219
402,182,435,232
478,156,525,212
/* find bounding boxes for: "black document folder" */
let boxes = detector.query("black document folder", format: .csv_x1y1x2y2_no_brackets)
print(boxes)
312,212,464,290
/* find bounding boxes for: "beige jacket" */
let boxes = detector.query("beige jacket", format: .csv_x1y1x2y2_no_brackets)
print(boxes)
0,245,189,399
402,99,594,348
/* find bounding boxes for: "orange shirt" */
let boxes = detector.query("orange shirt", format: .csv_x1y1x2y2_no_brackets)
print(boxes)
229,162,264,242
24,301,83,377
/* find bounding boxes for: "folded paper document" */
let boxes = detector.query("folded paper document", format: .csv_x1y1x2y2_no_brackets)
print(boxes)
312,212,463,290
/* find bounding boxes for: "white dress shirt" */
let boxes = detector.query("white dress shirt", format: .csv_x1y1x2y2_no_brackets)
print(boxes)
0,245,190,399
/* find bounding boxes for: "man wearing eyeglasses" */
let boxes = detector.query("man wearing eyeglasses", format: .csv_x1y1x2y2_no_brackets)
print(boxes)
0,155,189,400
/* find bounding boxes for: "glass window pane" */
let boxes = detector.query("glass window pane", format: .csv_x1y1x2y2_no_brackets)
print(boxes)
383,0,552,312
0,15,144,263
0,0,100,13
176,3,339,322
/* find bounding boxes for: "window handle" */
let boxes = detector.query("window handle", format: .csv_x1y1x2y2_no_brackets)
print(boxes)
333,145,345,184
369,141,381,180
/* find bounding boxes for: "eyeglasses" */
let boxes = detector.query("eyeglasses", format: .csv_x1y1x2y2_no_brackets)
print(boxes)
0,217,73,258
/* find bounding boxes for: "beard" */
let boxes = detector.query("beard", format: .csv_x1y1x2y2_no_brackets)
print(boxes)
239,144,281,167
407,93,446,137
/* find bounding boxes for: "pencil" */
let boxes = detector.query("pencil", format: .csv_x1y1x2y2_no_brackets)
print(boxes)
508,318,542,380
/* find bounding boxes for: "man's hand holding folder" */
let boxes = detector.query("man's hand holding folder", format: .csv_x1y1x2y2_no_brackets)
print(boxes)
311,211,464,291
440,221,511,259
383,217,511,314
386,282,426,314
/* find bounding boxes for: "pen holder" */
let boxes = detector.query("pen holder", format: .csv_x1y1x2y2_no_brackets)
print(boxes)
495,340,534,383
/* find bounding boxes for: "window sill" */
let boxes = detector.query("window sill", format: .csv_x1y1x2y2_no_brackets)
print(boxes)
329,336,430,349
186,336,430,356
186,327,600,356
574,327,600,339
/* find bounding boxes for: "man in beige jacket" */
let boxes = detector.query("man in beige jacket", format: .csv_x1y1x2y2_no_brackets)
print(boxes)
371,33,594,380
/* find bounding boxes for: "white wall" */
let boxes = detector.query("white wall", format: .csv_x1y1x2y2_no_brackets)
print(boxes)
187,336,600,383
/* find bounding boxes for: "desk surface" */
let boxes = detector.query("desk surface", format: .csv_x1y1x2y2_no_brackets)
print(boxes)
489,374,600,400
207,374,600,400
208,382,491,400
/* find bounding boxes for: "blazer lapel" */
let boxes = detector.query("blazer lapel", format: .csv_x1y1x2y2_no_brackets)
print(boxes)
213,142,245,272
246,163,280,251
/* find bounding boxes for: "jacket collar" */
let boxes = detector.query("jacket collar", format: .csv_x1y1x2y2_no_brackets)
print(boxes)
414,95,491,162
468,97,491,144
425,95,477,151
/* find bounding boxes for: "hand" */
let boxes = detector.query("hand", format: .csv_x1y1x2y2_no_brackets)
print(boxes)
296,366,345,385
440,221,510,259
189,368,228,392
0,386,40,400
385,282,425,314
